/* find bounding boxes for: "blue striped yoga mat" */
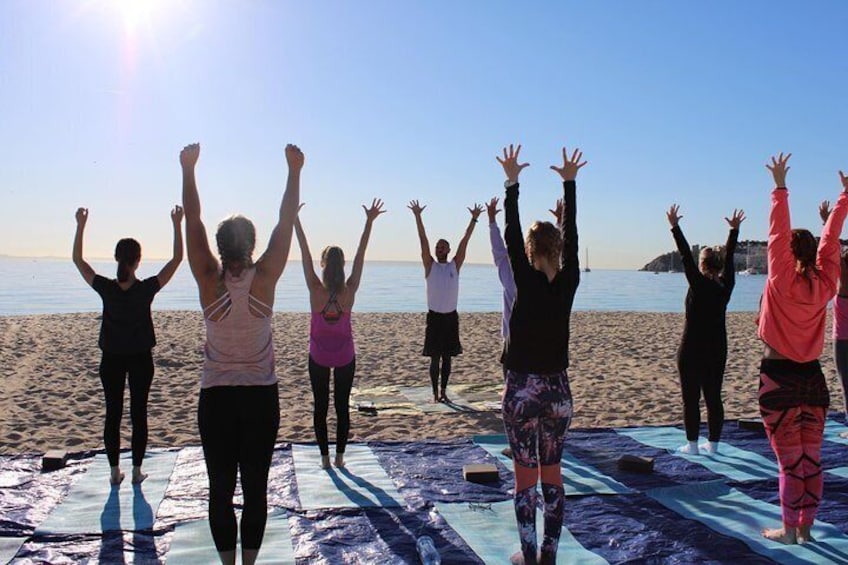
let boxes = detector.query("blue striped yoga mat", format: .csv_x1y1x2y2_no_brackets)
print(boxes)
0,537,26,564
166,511,295,564
824,419,848,445
648,480,848,565
398,386,473,413
292,445,404,510
435,500,608,564
474,435,631,496
616,426,776,482
35,450,177,535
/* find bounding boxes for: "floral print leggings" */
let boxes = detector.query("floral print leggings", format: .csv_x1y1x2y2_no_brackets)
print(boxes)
502,369,574,563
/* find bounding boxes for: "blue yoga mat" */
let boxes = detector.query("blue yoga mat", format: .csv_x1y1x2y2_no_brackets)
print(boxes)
35,450,178,535
0,537,25,564
292,445,403,510
824,420,848,445
616,426,776,481
435,500,608,564
474,435,632,496
398,386,472,413
648,480,848,565
166,511,295,564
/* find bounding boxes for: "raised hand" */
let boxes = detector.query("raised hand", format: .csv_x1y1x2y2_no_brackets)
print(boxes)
550,146,587,181
667,204,682,227
549,198,564,224
486,197,501,223
171,205,184,225
840,171,848,193
468,203,484,221
75,207,89,227
363,198,386,222
408,200,426,216
819,200,832,224
725,208,746,230
765,152,791,188
285,144,305,171
496,144,530,183
180,143,200,169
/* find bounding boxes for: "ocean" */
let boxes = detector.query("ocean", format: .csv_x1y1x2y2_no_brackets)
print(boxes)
0,257,768,316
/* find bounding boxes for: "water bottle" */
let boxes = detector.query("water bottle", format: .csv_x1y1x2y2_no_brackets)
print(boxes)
416,535,441,565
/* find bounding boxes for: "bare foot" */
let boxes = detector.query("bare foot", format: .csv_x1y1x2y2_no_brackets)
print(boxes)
762,527,797,544
839,430,848,439
432,395,440,404
334,454,345,468
110,468,125,486
440,392,451,403
509,551,525,565
320,455,331,470
132,467,148,484
797,525,815,544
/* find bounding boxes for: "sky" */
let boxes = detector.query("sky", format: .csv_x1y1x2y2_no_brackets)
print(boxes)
2,0,847,269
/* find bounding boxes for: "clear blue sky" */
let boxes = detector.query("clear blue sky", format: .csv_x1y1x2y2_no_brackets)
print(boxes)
2,0,847,268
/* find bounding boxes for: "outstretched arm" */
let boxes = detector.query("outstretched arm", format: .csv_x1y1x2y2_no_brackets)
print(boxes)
256,144,304,283
453,203,483,271
180,143,219,284
72,207,96,286
498,144,533,283
408,200,433,275
667,204,699,285
348,199,386,292
722,208,745,290
157,205,185,288
818,171,848,286
765,152,795,285
293,206,321,291
550,146,586,284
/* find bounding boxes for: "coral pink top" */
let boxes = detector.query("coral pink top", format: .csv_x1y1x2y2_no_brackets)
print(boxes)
758,188,848,362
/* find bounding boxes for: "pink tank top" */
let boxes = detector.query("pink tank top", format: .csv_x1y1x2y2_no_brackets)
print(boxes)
202,267,276,388
309,302,355,368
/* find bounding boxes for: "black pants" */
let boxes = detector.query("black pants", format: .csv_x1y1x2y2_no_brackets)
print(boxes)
429,355,452,396
678,345,726,442
309,355,356,456
198,384,280,552
99,350,154,467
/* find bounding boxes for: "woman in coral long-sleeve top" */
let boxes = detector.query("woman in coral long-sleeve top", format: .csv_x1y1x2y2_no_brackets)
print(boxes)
757,152,848,545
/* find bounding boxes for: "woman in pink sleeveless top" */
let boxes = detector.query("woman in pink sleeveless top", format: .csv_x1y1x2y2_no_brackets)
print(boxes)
294,199,385,469
179,142,302,565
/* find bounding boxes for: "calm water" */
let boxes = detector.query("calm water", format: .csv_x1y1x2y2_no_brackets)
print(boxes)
0,257,767,316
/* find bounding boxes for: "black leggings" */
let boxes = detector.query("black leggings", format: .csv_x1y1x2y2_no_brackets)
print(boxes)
99,350,153,467
678,346,726,442
309,355,356,456
429,355,452,396
198,384,280,552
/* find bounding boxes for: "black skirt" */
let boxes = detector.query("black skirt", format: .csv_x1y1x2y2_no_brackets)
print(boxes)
422,310,462,357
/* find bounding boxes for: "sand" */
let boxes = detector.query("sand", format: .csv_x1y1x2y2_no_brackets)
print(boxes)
0,310,843,456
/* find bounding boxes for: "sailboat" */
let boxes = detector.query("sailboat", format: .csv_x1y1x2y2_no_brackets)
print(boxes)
584,248,591,272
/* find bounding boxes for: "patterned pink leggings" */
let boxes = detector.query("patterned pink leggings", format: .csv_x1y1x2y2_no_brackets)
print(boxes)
759,401,826,527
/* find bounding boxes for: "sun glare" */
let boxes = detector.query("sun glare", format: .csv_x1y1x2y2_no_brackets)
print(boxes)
113,0,167,34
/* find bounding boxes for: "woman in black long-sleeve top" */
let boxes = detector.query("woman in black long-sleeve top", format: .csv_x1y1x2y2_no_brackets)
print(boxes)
497,143,585,565
667,204,744,456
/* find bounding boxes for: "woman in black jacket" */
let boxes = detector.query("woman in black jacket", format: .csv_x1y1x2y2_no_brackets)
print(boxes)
497,143,585,565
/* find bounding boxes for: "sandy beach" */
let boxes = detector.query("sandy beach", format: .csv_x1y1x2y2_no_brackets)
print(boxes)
0,310,842,456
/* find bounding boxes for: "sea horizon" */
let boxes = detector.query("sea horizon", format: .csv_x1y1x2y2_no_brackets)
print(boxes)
0,256,769,316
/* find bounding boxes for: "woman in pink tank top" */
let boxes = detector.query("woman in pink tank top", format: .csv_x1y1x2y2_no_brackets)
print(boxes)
180,142,302,565
294,199,385,470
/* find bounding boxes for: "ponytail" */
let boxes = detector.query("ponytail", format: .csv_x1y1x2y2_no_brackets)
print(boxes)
114,238,141,282
321,246,346,295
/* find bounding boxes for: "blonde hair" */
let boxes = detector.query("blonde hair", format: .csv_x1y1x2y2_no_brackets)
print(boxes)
321,246,346,295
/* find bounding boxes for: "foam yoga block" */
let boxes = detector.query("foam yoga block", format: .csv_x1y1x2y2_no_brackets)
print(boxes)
42,450,68,472
463,464,499,483
617,454,654,473
737,418,765,434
